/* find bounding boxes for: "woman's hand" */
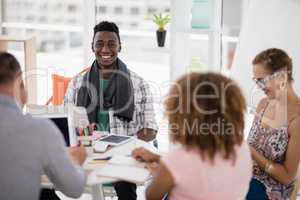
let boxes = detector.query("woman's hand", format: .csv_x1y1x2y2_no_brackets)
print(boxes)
146,162,160,176
132,147,160,162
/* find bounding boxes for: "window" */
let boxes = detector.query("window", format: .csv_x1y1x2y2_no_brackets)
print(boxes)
39,17,47,23
40,3,48,11
55,3,62,10
114,7,123,15
129,22,138,28
25,15,35,22
68,19,77,25
98,6,107,14
1,0,84,105
95,0,169,31
130,7,140,15
68,4,77,12
70,32,83,47
147,7,157,15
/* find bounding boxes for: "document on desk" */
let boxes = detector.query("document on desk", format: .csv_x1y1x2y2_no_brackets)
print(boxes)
95,155,150,184
93,138,159,159
108,155,145,168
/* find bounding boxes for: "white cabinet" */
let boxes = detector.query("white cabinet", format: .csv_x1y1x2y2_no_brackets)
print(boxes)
169,0,223,81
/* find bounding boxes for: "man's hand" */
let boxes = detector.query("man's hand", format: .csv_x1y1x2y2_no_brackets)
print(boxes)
89,123,97,132
132,147,160,163
68,146,87,166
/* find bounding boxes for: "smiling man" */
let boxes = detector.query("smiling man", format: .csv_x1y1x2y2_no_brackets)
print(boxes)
64,21,158,200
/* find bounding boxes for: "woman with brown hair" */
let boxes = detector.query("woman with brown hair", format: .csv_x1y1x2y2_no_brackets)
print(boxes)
246,48,300,200
132,73,252,200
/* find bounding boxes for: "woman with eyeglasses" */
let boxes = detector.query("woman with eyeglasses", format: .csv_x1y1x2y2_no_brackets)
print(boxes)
246,48,300,200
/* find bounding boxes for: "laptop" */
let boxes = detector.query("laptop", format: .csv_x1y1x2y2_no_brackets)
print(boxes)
35,113,77,147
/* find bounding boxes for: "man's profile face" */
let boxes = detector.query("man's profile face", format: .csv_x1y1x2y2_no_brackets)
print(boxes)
92,31,121,69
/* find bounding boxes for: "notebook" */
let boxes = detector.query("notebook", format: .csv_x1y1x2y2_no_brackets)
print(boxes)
95,155,151,184
108,155,145,168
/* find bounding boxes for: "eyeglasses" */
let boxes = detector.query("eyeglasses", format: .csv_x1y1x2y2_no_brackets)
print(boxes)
253,70,288,89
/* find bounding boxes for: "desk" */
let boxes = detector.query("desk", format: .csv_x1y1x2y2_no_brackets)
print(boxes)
42,138,157,200
42,156,115,200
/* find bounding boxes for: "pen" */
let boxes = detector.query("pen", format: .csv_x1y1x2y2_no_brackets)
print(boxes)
93,156,112,161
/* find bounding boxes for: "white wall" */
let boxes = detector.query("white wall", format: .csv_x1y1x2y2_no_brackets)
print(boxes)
231,0,300,108
0,0,2,32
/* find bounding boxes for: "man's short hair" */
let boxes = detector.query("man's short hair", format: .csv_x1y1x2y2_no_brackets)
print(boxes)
0,52,21,85
93,21,121,45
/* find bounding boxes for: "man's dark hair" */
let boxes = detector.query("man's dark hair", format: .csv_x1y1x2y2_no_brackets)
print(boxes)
0,52,21,85
93,21,121,46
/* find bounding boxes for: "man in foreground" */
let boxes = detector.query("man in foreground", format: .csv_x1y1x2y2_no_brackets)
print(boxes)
0,52,87,200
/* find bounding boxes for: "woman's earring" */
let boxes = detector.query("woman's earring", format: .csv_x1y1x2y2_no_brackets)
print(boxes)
279,82,286,90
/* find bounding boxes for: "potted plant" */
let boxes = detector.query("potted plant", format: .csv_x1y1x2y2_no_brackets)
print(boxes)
153,13,170,47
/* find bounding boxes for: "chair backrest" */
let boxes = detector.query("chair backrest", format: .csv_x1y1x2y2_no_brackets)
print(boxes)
46,67,90,105
51,74,71,105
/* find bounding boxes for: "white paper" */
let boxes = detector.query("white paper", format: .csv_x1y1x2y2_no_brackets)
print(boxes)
95,164,150,184
108,155,145,168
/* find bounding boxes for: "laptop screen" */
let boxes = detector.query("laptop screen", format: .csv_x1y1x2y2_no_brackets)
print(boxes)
32,107,87,147
49,117,70,146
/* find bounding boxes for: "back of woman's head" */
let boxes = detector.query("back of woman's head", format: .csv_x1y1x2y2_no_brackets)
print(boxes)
165,73,246,161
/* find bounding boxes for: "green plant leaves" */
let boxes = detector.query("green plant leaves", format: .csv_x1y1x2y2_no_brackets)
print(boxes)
153,13,171,31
